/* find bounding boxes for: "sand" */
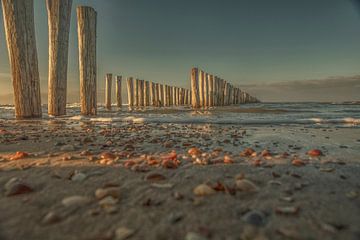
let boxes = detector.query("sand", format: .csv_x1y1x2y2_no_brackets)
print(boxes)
0,119,359,240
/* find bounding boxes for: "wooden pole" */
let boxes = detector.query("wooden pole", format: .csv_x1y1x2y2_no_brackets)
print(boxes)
191,68,200,108
139,80,144,107
134,79,139,107
77,6,97,115
209,75,214,107
164,85,168,107
116,75,122,108
172,86,176,106
126,77,134,108
150,82,155,106
47,0,72,116
199,70,205,107
159,84,164,107
155,83,159,107
145,81,150,106
105,73,112,110
169,86,173,106
2,0,42,118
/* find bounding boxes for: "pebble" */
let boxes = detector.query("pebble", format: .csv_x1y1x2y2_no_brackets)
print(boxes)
235,179,259,192
62,196,91,207
70,171,87,182
242,210,267,227
193,184,216,196
100,152,116,159
275,206,299,215
188,147,202,156
184,232,208,240
115,227,135,240
291,159,305,167
60,145,75,151
307,149,323,157
4,178,33,196
145,173,167,181
95,187,121,200
98,196,118,207
42,211,62,224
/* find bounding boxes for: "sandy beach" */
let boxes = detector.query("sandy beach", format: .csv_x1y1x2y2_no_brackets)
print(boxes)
0,111,359,240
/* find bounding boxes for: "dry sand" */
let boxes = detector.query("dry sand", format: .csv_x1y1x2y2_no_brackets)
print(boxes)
0,119,359,240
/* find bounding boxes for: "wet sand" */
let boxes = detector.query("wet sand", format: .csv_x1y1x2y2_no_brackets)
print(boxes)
0,119,360,240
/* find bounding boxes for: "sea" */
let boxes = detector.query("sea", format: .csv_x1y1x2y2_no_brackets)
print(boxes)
0,102,359,128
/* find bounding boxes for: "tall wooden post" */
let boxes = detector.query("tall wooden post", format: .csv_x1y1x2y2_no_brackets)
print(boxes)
144,81,150,106
191,68,200,108
169,86,173,106
134,79,139,107
199,70,205,107
155,83,159,107
77,6,97,115
126,77,134,108
139,80,144,107
150,82,155,106
204,73,209,107
47,0,72,116
209,75,214,107
116,76,122,108
105,73,112,110
214,76,218,106
159,84,164,107
163,85,168,107
2,0,42,119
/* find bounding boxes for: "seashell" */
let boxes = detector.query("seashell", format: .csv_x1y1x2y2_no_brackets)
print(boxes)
62,195,91,207
95,187,121,200
193,184,216,196
275,206,299,215
235,179,259,192
292,159,305,166
307,149,323,157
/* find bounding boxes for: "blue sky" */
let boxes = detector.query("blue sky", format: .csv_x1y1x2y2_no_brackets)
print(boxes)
1,0,360,103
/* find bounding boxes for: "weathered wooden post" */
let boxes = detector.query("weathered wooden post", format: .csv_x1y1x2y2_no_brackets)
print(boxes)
204,73,209,107
139,80,144,107
150,82,155,106
2,0,42,118
163,85,168,107
169,86,173,106
159,84,164,107
116,76,122,108
145,81,150,106
105,73,112,110
46,0,72,116
134,79,139,106
77,6,97,115
172,86,176,106
223,81,228,106
126,77,134,108
209,75,214,107
199,70,205,107
154,83,159,107
191,68,200,108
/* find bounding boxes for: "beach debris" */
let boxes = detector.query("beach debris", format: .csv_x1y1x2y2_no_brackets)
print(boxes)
346,190,358,199
291,159,305,167
280,196,294,203
235,179,259,192
95,187,121,200
188,147,202,156
151,183,174,189
9,151,29,160
307,149,323,157
261,149,272,157
223,155,234,164
70,171,87,182
242,210,267,227
114,227,135,240
240,148,255,157
193,184,216,196
62,195,91,207
100,152,116,159
275,206,299,215
60,144,75,151
4,178,33,196
42,211,62,225
145,173,167,181
185,232,208,240
319,167,335,172
98,196,118,207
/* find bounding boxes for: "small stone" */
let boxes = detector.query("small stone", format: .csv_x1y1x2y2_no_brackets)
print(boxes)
151,183,174,189
98,196,118,207
10,151,29,160
307,149,323,157
240,148,255,157
275,206,299,215
291,159,305,167
60,145,75,151
235,179,259,192
62,196,91,207
70,171,87,182
4,178,33,196
115,227,135,240
42,211,61,224
193,184,216,196
95,187,121,200
224,155,234,164
188,147,202,156
185,232,208,240
100,152,116,159
242,210,266,227
145,173,167,182
319,167,335,172
346,191,358,199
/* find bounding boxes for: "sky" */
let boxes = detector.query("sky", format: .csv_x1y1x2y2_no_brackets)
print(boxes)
1,0,360,103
